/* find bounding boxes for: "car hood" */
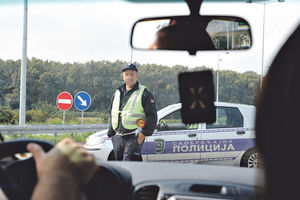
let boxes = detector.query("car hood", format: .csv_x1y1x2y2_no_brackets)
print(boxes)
89,129,109,138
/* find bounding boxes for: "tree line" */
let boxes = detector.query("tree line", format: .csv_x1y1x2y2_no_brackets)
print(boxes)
0,57,260,115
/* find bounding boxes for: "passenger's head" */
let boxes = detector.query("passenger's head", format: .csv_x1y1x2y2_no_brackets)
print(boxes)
122,64,139,88
255,25,300,200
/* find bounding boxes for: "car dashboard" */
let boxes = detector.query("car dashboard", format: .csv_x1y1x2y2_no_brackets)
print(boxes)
101,161,264,200
135,180,260,200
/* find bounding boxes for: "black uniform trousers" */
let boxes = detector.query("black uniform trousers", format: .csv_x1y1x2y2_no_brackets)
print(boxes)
111,134,143,161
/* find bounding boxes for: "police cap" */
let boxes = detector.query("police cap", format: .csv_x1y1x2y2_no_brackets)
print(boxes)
122,64,138,72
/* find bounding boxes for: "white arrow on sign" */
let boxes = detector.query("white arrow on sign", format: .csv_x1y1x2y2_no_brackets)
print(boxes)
77,95,87,106
58,99,72,104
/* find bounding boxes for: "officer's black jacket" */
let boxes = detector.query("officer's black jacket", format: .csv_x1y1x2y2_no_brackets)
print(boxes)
107,81,157,137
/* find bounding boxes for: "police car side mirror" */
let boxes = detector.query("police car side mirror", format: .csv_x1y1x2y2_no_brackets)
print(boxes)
156,124,161,130
130,15,252,55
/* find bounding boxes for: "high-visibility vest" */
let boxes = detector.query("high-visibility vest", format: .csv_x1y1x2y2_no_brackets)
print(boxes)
111,85,146,130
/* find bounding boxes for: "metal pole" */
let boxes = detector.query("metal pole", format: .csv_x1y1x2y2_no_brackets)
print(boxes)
216,55,220,102
19,0,28,126
63,111,65,125
246,0,284,90
231,23,234,49
260,2,266,90
130,48,133,63
81,111,84,125
226,23,229,49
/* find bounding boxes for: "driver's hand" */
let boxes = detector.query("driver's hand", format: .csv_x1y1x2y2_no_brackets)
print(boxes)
27,138,98,186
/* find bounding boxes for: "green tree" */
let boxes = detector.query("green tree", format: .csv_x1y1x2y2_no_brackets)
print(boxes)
0,57,260,125
0,106,15,124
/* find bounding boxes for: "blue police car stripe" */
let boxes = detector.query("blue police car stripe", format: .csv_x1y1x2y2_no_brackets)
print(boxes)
141,138,256,155
96,127,253,137
97,127,255,162
148,157,236,163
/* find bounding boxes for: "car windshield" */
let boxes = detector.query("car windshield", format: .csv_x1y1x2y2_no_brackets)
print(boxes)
0,0,299,168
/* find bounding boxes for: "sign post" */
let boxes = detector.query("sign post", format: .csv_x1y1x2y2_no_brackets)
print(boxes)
56,92,73,125
74,91,91,125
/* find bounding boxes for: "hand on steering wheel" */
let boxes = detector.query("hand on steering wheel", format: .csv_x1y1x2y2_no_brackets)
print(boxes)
28,138,98,200
0,139,98,200
0,139,133,200
29,138,98,185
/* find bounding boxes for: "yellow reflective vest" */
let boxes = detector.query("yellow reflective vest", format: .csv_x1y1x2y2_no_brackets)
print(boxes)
111,85,146,130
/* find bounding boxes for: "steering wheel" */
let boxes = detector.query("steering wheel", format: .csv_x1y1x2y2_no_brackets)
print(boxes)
0,139,133,200
0,139,53,200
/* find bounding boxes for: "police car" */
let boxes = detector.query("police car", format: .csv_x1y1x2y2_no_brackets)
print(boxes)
84,102,258,168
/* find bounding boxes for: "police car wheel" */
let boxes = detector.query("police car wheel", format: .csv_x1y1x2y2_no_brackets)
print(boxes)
240,149,260,168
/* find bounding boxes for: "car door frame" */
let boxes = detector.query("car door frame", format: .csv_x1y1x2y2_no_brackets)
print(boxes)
142,104,202,163
199,104,255,166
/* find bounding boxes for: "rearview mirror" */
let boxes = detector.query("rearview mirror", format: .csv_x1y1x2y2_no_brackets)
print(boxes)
131,16,252,55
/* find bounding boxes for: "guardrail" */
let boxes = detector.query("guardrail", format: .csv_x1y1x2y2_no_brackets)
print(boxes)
0,124,109,135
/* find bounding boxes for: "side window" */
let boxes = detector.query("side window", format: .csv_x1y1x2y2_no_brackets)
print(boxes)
206,107,243,129
157,109,198,131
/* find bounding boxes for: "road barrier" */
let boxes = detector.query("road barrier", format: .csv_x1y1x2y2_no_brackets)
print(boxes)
0,124,108,135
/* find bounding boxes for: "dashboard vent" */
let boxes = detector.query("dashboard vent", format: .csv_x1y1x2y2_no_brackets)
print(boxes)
135,185,159,200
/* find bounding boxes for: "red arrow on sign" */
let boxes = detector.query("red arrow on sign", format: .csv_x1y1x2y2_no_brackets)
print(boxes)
56,92,73,111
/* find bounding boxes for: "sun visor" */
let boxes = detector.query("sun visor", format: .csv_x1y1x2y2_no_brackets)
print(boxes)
178,71,216,124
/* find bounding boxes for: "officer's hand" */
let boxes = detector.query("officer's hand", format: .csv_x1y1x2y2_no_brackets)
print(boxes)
137,133,146,144
27,138,98,186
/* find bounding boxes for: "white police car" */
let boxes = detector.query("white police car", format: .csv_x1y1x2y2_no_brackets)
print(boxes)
84,102,258,168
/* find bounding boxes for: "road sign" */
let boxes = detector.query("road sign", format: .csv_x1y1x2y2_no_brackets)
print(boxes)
74,91,91,111
56,92,73,111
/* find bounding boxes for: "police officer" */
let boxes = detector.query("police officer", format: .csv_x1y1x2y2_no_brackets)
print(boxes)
107,64,157,161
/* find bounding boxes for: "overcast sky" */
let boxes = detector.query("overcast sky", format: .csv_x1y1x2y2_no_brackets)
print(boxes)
0,0,299,74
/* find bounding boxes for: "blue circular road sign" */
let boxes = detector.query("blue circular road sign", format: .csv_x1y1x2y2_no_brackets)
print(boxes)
74,91,91,111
